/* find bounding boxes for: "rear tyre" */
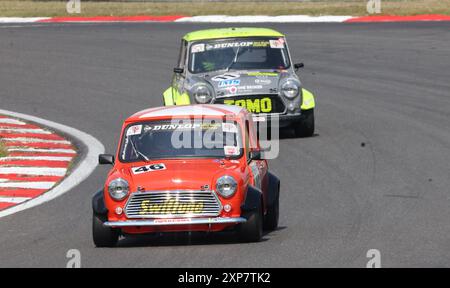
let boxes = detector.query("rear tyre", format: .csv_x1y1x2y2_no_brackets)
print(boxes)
92,213,119,248
239,200,263,243
294,109,315,137
264,186,279,231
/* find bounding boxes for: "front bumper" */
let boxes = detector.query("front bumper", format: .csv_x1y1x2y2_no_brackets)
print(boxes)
253,112,306,127
104,217,247,228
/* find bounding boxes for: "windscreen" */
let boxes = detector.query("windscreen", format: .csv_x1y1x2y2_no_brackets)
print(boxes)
189,38,290,74
120,119,243,162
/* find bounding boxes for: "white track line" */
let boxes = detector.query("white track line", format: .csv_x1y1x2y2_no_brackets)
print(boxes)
0,128,51,134
1,138,70,144
175,15,354,23
0,109,105,218
0,156,73,161
0,118,25,125
0,197,31,204
7,148,76,154
0,182,56,189
0,167,67,176
0,17,50,23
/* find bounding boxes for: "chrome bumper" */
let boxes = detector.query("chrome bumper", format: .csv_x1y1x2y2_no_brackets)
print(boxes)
104,217,247,228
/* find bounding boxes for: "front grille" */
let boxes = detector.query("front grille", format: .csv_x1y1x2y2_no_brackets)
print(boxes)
214,95,286,114
125,191,222,219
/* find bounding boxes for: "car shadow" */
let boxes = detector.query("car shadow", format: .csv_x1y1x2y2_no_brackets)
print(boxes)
116,226,287,248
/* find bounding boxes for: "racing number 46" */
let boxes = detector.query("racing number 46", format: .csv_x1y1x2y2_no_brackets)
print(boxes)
132,164,166,175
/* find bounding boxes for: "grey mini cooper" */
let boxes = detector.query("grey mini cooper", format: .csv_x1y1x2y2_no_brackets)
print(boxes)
163,27,316,137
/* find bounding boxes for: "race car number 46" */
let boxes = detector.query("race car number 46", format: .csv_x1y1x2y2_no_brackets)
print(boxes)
132,164,166,175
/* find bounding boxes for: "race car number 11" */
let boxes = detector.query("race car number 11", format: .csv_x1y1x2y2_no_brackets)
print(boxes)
132,164,166,175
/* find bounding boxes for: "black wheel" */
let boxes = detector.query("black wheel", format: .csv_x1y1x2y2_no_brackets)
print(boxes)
239,200,263,243
92,213,119,248
294,109,315,137
264,185,279,231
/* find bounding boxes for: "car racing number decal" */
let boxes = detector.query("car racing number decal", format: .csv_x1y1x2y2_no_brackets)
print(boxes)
132,163,166,175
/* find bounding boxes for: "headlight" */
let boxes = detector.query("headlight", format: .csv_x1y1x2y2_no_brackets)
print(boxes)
281,80,300,99
216,175,238,198
108,178,129,201
192,84,213,104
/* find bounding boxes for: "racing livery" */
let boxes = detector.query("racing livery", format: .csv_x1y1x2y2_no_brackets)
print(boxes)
92,105,280,247
163,27,316,137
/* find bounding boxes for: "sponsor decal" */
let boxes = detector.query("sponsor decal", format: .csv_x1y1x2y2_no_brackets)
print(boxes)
227,86,238,94
241,85,263,90
144,123,201,131
205,41,270,50
252,41,270,47
223,98,273,113
153,218,192,224
253,116,267,122
132,163,166,175
270,38,285,49
247,72,278,77
191,43,205,53
255,79,272,85
218,79,240,87
222,123,238,133
224,146,241,156
206,41,253,50
126,125,142,136
211,73,240,81
140,198,204,215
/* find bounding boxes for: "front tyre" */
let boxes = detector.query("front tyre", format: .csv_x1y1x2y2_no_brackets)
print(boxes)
92,213,119,247
294,109,315,137
239,200,263,243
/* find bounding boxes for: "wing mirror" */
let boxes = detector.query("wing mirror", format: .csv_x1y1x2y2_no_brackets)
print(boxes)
249,150,262,161
294,63,305,71
173,67,184,74
99,154,114,165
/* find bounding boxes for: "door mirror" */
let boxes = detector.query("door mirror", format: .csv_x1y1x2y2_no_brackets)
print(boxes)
294,63,305,70
99,154,114,165
173,67,184,74
249,150,262,161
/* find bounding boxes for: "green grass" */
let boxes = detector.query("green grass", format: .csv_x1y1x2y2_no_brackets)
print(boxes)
0,1,450,17
0,141,7,158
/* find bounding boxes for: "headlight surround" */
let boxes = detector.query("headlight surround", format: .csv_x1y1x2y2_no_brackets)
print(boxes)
281,80,300,99
191,83,213,104
108,178,129,201
215,175,238,198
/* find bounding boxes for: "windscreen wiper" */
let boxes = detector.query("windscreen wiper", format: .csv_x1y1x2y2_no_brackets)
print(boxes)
226,47,240,72
130,138,150,162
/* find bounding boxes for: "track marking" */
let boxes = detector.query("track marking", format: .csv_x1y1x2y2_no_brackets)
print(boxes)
0,109,105,218
0,118,25,125
1,138,70,144
0,128,51,134
0,167,67,176
0,197,32,204
7,148,76,154
0,182,56,189
0,156,73,161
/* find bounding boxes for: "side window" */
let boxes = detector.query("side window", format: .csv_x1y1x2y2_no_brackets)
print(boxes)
177,40,187,69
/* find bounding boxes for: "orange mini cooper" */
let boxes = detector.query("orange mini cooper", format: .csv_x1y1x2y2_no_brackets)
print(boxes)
92,104,280,247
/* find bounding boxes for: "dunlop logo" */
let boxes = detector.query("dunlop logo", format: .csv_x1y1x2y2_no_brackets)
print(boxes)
139,198,204,215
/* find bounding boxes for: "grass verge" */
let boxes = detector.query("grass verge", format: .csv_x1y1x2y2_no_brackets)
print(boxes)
0,141,7,158
0,1,450,17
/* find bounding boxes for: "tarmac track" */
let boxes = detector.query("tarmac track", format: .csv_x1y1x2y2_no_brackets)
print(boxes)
0,22,449,267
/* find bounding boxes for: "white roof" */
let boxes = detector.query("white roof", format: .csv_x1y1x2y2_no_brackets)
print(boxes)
138,105,245,119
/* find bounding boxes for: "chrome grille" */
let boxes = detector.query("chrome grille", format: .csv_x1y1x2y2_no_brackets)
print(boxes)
125,191,222,219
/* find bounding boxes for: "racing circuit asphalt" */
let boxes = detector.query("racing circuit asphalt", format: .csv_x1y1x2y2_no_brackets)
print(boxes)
0,22,449,268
